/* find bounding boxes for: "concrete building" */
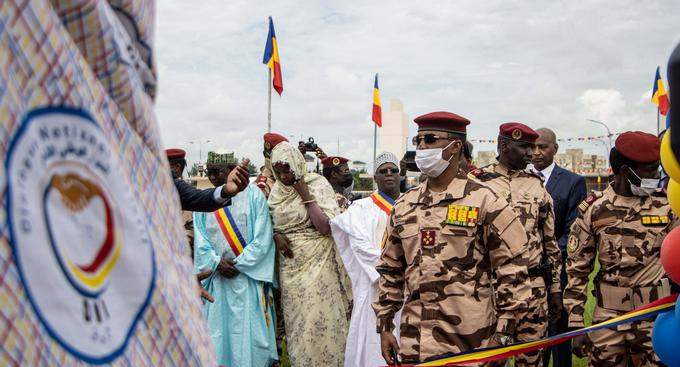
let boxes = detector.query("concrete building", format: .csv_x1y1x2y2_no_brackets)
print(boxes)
474,148,608,175
379,99,409,170
352,160,367,173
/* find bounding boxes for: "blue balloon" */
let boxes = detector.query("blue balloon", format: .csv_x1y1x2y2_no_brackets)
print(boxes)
653,311,680,366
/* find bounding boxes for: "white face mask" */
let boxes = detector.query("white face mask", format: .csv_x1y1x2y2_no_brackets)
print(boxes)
415,141,454,178
628,169,659,197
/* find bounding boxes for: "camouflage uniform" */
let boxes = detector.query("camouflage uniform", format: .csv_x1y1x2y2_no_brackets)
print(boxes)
564,186,676,367
182,210,194,257
373,173,532,365
335,192,350,213
473,162,562,367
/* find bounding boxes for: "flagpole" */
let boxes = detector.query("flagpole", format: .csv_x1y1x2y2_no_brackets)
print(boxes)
658,108,661,135
373,123,377,188
267,68,272,133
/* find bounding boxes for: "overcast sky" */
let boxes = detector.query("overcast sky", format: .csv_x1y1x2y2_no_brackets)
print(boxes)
155,1,680,169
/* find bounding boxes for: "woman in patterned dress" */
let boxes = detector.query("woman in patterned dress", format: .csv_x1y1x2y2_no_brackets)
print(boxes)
267,142,351,367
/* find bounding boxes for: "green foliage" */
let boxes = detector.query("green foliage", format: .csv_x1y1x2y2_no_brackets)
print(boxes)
353,170,373,191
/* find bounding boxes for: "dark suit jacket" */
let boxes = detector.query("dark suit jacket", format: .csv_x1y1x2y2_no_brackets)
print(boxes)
545,165,587,251
173,174,225,213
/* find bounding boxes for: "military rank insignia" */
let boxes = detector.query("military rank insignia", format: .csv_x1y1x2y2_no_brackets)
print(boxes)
446,205,479,227
421,230,436,247
567,235,579,253
641,215,670,226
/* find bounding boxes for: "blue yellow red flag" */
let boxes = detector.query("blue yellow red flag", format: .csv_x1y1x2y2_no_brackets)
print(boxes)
263,17,283,95
372,73,382,127
652,66,670,116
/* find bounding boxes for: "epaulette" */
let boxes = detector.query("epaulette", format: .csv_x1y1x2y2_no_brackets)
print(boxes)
525,169,544,181
578,191,603,214
467,168,499,182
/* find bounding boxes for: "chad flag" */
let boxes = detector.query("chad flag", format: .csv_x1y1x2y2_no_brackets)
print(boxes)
652,66,669,116
263,17,283,96
373,73,382,127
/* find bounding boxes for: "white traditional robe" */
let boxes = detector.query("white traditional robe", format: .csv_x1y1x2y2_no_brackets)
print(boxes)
330,193,400,367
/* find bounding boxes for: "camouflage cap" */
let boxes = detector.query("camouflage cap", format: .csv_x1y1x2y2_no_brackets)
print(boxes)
206,151,237,167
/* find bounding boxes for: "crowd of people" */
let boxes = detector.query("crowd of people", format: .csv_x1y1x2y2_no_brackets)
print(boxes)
167,112,674,367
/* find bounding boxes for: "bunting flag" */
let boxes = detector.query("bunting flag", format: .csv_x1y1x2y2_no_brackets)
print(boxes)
214,207,248,257
263,16,283,96
653,66,670,116
373,73,382,127
417,294,677,366
370,190,395,216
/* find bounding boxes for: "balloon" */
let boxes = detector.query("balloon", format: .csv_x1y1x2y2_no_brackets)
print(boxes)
662,130,680,183
668,179,680,217
653,312,680,366
661,226,680,285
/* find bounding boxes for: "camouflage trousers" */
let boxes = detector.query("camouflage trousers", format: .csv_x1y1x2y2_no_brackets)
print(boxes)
586,306,662,367
514,277,548,367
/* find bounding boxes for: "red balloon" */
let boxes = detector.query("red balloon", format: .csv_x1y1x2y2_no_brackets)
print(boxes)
661,226,680,284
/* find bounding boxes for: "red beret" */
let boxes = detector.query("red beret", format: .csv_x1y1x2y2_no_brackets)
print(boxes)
263,133,289,150
615,131,660,163
499,122,539,144
414,111,470,134
165,148,186,160
321,156,349,167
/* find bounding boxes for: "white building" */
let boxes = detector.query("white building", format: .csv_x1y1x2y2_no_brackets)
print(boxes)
378,99,409,170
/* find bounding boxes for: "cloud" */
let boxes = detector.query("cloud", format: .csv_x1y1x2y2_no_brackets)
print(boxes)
154,0,680,167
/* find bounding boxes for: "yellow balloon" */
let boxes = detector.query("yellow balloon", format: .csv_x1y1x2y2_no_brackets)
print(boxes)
668,179,680,214
661,130,680,182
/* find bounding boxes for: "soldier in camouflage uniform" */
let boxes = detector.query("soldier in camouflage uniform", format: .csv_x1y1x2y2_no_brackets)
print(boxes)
564,131,676,367
322,156,354,212
373,111,532,366
470,123,562,367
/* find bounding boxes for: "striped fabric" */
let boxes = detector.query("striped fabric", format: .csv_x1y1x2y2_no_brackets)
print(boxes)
0,1,215,365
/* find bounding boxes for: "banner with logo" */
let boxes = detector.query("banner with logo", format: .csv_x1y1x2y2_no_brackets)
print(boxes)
0,1,215,365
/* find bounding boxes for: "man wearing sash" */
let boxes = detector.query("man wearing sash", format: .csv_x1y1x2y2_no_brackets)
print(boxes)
194,152,278,367
330,152,402,367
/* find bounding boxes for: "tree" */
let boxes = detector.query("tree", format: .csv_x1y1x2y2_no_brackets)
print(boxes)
352,170,373,191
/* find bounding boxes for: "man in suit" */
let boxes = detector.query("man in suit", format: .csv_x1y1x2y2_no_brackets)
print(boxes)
533,128,587,367
166,148,250,213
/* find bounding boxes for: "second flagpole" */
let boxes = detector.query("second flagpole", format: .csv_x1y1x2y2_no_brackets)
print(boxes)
267,68,272,133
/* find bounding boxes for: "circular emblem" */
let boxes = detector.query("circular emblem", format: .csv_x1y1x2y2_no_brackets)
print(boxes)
512,129,522,140
332,157,340,166
5,107,155,364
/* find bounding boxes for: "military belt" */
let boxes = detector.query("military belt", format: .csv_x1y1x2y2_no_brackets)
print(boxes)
596,278,671,312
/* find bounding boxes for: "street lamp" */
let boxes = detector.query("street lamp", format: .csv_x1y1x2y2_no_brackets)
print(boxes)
189,139,211,163
586,119,613,151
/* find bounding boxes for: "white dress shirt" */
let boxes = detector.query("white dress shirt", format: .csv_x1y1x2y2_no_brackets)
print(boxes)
540,161,556,184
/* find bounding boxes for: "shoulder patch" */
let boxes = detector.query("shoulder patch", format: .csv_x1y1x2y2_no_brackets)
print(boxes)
469,168,484,178
469,169,499,182
578,190,603,214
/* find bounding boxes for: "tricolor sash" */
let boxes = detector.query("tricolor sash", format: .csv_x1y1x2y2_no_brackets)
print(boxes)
261,283,272,326
370,191,395,216
214,206,247,257
417,294,678,366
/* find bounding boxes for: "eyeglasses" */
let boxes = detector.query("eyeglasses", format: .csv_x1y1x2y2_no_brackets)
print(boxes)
378,168,400,175
411,134,452,145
